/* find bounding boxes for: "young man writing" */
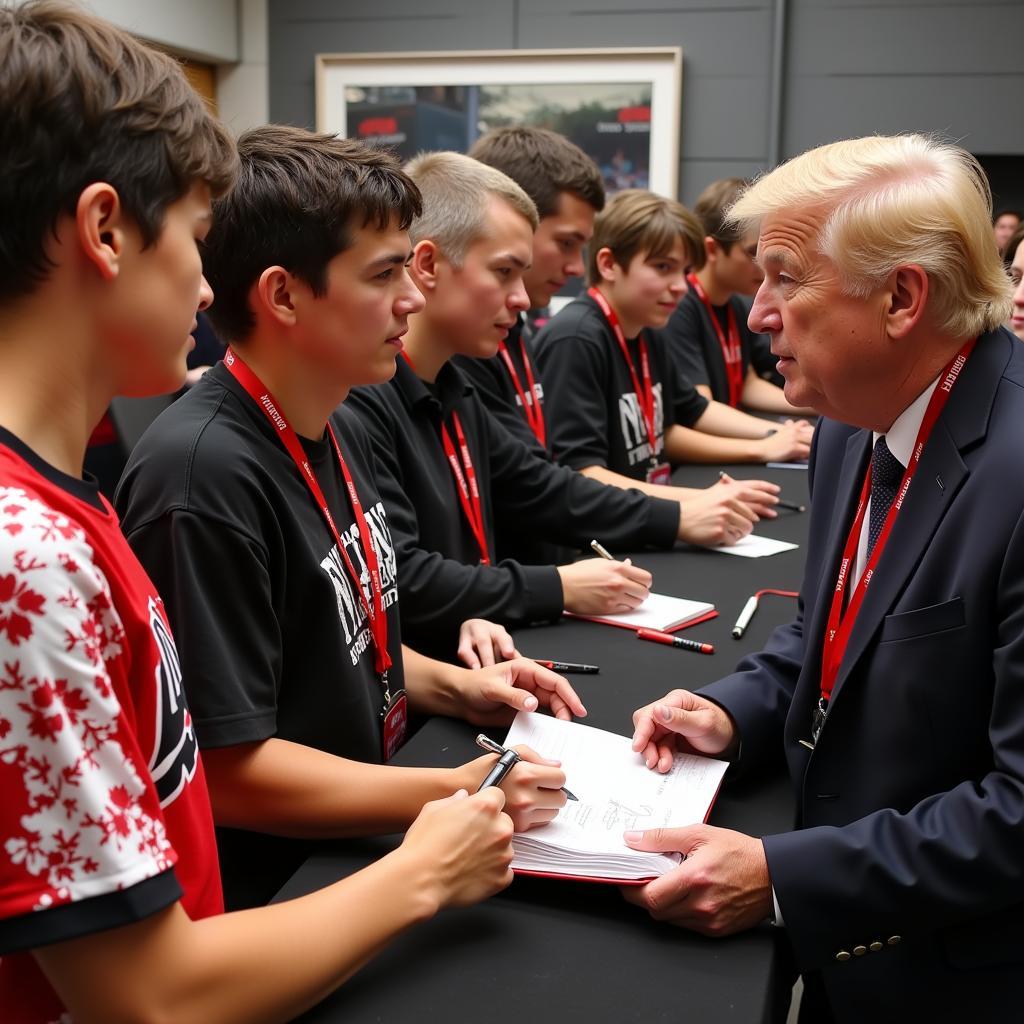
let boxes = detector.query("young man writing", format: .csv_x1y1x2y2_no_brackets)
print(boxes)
654,177,814,414
460,127,781,565
115,126,579,911
534,190,814,492
0,6,516,1022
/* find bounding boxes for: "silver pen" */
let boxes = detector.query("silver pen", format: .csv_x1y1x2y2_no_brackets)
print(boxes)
475,734,578,800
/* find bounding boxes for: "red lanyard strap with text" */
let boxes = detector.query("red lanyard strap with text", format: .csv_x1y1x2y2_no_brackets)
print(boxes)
497,337,546,448
223,349,392,679
687,273,744,408
587,286,660,460
819,339,976,704
439,411,491,565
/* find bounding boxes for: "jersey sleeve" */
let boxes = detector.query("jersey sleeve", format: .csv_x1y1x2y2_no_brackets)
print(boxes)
0,488,181,954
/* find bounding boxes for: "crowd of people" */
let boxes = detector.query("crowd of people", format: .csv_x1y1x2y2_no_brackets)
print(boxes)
1,3,1021,1022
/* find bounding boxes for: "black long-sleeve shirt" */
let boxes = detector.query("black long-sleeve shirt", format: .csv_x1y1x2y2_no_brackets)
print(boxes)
345,356,680,658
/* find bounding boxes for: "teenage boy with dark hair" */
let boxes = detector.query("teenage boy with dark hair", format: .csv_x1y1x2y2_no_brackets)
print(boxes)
654,177,813,414
116,126,578,911
463,127,782,565
0,5,517,1022
534,190,814,491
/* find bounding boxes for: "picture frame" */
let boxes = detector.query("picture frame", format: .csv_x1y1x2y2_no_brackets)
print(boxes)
316,48,683,198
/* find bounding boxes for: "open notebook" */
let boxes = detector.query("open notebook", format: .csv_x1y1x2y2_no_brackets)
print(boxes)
565,591,715,633
504,712,729,883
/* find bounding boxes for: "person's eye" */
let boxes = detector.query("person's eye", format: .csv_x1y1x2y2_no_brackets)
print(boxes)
495,266,512,279
375,268,394,282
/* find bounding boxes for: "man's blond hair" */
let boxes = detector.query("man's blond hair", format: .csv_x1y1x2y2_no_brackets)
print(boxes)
587,189,705,286
727,134,1013,339
404,150,538,265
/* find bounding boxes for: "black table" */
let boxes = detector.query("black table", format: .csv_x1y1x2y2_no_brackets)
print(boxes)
276,464,809,1023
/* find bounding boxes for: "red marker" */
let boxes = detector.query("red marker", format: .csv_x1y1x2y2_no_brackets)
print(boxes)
637,628,714,655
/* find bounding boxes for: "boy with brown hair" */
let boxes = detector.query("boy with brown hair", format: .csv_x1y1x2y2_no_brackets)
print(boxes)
535,189,813,491
0,5,516,1020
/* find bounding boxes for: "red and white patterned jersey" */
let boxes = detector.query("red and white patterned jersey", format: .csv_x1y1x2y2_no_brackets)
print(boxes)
0,430,222,1023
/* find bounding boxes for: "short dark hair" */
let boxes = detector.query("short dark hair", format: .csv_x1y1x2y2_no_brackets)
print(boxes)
203,126,423,343
693,177,750,252
0,0,236,304
587,190,705,286
469,126,605,219
994,209,1022,225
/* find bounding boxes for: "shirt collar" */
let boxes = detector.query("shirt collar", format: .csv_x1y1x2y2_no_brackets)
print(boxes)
394,353,474,417
873,375,940,467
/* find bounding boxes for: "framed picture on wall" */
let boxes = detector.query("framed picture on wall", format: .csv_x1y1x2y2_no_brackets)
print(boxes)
316,48,683,198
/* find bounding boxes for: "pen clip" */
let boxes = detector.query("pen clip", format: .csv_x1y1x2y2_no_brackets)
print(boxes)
475,733,507,757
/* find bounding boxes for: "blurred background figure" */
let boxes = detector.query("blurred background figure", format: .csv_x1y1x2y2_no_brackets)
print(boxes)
994,208,1022,263
1007,222,1024,341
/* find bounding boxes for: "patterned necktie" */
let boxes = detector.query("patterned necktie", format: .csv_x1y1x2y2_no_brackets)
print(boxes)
867,436,905,557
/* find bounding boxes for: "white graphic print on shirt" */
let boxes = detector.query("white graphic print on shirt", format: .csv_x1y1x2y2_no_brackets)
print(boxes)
619,383,665,466
320,500,399,666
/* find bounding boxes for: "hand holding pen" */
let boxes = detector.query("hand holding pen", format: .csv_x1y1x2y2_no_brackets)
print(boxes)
475,734,578,802
556,541,651,616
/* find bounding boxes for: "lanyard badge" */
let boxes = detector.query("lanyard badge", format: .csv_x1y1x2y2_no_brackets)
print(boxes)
497,337,546,448
223,349,405,756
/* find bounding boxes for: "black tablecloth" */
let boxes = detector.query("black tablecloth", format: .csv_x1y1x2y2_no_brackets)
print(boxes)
275,463,810,1023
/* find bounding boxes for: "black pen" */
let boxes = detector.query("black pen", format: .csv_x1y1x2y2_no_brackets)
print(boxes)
777,498,807,513
532,659,599,674
475,734,578,800
719,470,805,513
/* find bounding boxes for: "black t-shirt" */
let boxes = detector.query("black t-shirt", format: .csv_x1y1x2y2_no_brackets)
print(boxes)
345,357,680,658
533,293,709,481
655,289,759,403
115,362,404,908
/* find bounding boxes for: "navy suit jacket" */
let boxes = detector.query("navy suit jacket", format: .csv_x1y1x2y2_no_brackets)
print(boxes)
702,327,1024,1021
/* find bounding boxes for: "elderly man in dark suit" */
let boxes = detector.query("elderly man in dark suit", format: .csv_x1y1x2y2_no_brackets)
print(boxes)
623,134,1021,1023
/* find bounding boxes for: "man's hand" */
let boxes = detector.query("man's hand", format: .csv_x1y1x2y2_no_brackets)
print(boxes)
621,825,772,936
457,618,519,668
631,689,737,771
558,557,652,615
757,419,813,463
677,484,757,547
454,657,587,724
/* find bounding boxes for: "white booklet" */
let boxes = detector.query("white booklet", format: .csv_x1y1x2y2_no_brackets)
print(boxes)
504,712,729,883
565,591,714,632
713,534,798,558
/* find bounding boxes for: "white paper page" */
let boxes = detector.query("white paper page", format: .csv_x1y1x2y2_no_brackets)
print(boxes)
713,534,798,558
505,713,728,861
568,591,713,630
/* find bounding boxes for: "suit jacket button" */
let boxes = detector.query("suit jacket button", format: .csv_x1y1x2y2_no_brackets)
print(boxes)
853,945,868,956
835,950,851,962
887,935,902,946
869,941,884,952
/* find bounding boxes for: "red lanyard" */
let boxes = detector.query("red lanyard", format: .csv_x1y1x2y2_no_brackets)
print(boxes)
223,349,392,679
497,337,546,448
400,352,490,565
819,339,976,703
587,286,660,460
687,273,744,408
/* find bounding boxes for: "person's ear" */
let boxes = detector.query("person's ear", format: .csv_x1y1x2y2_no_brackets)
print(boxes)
886,264,929,339
594,246,620,284
703,235,719,263
76,183,125,281
254,266,299,328
409,239,441,292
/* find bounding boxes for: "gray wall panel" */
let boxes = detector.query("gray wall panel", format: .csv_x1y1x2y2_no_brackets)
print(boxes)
269,0,1024,205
